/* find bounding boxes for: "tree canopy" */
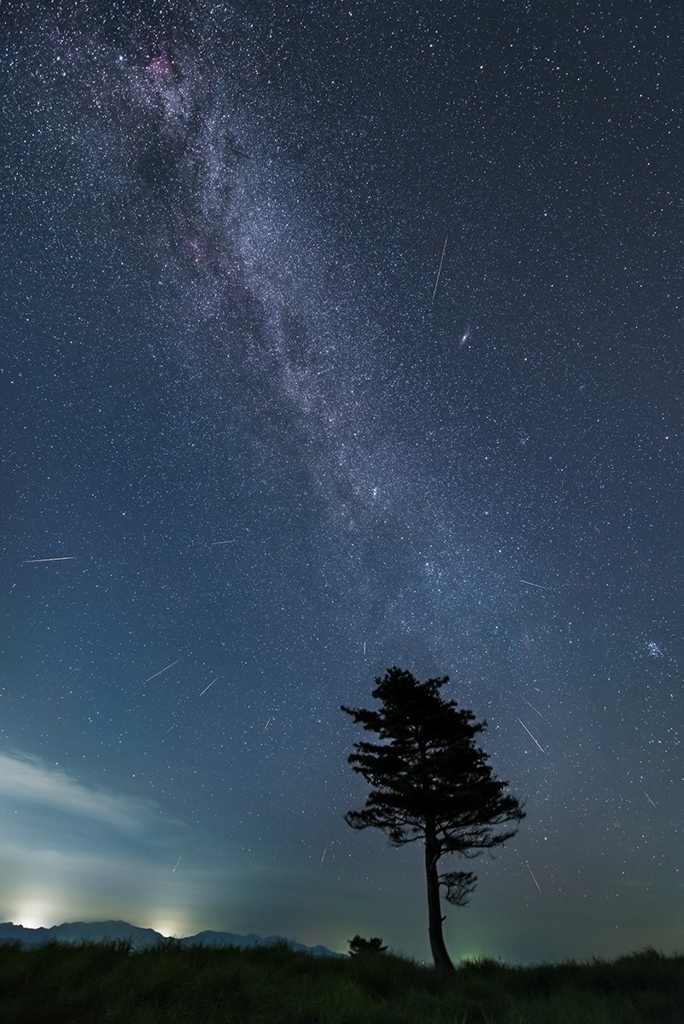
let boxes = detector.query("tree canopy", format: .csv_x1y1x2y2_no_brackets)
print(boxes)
342,666,525,971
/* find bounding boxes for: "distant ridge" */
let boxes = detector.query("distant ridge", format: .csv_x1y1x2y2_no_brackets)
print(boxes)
0,921,342,958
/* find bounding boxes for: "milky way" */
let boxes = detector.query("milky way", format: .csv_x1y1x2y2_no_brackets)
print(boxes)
34,7,514,660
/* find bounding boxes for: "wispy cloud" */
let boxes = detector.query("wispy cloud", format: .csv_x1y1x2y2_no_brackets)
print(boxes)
0,752,154,831
0,750,242,935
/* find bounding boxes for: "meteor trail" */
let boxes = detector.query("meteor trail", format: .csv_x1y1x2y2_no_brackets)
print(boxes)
212,540,236,545
320,843,328,864
520,694,544,717
145,659,181,682
640,786,656,807
199,676,219,697
22,556,77,563
431,234,448,303
526,861,542,892
517,718,545,753
520,579,547,590
172,850,184,873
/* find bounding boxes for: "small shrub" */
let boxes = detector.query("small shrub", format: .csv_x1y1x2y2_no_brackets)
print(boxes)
348,935,388,956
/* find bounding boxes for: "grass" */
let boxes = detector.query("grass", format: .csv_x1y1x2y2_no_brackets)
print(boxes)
0,940,682,1023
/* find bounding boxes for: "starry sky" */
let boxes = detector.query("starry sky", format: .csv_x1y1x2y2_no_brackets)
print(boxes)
0,0,682,965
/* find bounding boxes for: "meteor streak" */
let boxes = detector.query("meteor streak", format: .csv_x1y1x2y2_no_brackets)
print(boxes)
520,694,544,717
640,786,656,807
172,850,184,873
520,579,547,590
22,556,77,563
526,861,542,892
199,676,219,697
431,235,448,303
145,659,181,682
517,718,545,753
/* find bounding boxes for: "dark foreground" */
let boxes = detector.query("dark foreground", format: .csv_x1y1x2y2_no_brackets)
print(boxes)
0,940,682,1023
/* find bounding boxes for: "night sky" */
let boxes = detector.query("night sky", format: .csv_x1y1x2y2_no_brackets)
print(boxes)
1,0,682,965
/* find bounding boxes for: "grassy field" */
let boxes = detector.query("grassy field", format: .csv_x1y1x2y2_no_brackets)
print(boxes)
0,940,682,1023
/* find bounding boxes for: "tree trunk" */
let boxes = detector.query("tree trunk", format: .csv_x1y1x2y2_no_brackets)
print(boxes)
424,829,455,972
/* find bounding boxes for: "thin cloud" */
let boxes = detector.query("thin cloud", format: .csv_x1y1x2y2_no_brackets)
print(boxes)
0,752,155,831
0,751,256,937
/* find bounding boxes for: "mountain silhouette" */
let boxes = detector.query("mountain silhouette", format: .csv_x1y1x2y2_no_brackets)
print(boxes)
0,920,341,957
